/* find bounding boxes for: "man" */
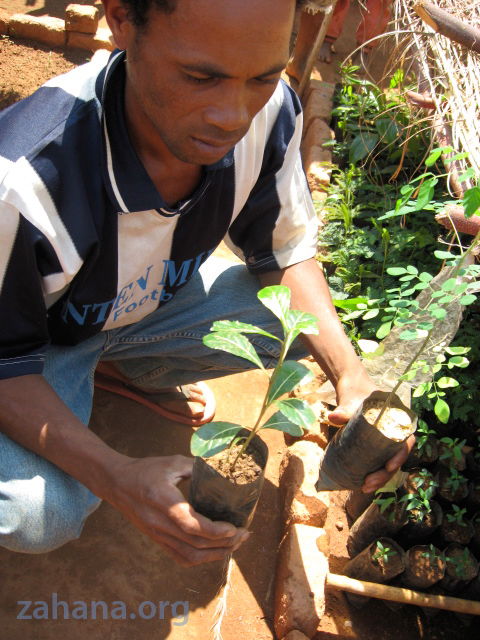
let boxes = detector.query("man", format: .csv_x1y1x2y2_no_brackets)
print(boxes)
0,0,412,567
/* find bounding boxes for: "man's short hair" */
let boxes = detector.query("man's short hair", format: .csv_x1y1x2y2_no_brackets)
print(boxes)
121,0,307,29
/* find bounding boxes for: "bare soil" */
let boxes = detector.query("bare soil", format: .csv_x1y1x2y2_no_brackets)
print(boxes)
208,442,264,484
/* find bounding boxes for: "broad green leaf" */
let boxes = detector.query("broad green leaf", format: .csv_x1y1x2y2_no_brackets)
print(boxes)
257,285,290,326
267,361,313,404
463,186,480,218
260,411,304,436
413,381,432,397
275,397,316,429
438,295,453,304
434,250,455,260
419,272,433,282
349,133,379,164
415,178,437,211
390,299,409,308
425,148,444,166
441,278,457,292
406,265,418,275
203,332,265,370
376,321,392,339
435,398,450,424
460,294,477,305
211,320,279,342
457,167,476,182
417,322,434,331
430,308,447,320
448,356,470,368
191,422,243,457
386,267,407,276
363,309,380,320
445,346,470,355
437,377,459,389
286,310,319,335
333,297,370,310
399,328,420,340
453,283,469,295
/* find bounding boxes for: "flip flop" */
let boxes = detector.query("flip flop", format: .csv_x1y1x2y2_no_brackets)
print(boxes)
94,373,216,426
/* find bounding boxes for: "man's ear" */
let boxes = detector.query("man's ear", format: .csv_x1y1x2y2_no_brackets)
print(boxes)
101,0,135,50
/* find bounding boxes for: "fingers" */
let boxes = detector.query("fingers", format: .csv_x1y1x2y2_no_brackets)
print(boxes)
156,535,242,568
361,436,416,494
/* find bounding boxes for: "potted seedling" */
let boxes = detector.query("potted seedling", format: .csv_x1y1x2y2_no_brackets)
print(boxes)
318,212,480,490
342,537,405,608
435,504,473,547
437,467,469,506
188,286,318,527
402,419,438,470
396,485,443,546
403,467,437,496
437,437,467,471
391,544,446,599
440,544,479,594
346,489,408,558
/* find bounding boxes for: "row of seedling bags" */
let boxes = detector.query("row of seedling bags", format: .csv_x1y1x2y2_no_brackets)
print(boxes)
340,423,480,623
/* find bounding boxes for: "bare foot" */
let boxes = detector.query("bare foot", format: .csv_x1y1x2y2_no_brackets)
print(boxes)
318,41,333,63
96,361,206,418
285,55,303,91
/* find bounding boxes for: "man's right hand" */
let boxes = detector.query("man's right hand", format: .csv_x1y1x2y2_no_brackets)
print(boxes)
106,454,250,567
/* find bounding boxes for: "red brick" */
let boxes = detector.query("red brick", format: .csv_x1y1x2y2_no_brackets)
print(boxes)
9,14,65,47
67,28,115,52
65,4,98,34
0,8,9,35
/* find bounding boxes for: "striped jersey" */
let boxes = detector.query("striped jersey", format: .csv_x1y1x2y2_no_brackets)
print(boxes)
0,50,318,380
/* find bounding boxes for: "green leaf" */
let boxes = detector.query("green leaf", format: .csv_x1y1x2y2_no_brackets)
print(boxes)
333,297,370,310
445,346,470,355
460,294,477,305
257,285,290,326
284,310,319,351
431,308,447,320
413,381,432,397
386,267,408,275
462,186,480,218
399,329,420,340
203,332,265,370
260,411,304,436
417,322,434,331
425,148,444,166
267,361,314,404
406,265,419,275
211,320,279,341
434,250,455,260
441,278,457,292
191,422,243,457
415,178,437,211
457,167,476,183
363,309,380,320
435,398,450,424
349,133,379,164
275,398,316,429
448,356,470,368
376,321,392,339
437,377,459,389
419,272,433,282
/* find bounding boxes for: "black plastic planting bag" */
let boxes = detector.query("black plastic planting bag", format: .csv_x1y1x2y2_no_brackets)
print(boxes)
189,430,268,528
316,390,417,491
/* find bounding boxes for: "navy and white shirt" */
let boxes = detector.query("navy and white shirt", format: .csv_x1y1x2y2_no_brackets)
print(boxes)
0,50,317,380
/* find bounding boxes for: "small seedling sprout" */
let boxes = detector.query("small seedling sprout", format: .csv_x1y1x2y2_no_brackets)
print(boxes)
446,504,468,527
439,437,467,466
445,548,472,581
372,540,397,564
373,491,399,523
445,468,468,493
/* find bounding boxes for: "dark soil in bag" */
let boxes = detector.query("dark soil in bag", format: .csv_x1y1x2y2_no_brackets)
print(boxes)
347,496,408,558
439,543,479,594
434,509,474,547
189,430,268,528
342,537,405,608
437,440,467,472
403,467,437,496
395,545,446,590
436,467,469,507
345,488,375,523
316,391,416,491
395,500,443,548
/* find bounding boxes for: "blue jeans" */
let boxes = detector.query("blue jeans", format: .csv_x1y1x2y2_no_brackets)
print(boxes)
0,258,308,553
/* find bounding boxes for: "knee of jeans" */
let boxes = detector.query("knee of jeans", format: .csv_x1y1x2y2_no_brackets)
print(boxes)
0,477,101,554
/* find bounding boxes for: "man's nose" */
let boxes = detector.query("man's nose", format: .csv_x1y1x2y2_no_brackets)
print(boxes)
203,87,250,132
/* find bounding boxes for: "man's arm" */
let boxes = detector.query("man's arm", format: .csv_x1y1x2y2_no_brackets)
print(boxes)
259,257,414,492
0,374,248,564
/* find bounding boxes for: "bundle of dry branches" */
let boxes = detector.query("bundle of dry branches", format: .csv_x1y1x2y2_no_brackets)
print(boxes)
392,0,480,194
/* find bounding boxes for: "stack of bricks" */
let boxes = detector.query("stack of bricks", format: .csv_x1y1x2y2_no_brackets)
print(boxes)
1,4,114,52
274,357,333,639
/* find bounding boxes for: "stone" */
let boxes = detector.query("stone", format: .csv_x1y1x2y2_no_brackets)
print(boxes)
0,8,9,35
279,440,329,528
302,118,335,158
274,524,328,639
8,14,65,47
65,4,98,34
283,631,311,640
303,146,333,192
305,79,336,103
303,84,335,131
67,27,115,52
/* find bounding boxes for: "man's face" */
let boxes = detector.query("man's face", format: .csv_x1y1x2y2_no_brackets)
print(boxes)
124,0,295,165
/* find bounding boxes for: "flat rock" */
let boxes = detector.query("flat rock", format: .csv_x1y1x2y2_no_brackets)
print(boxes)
65,4,99,33
9,14,65,46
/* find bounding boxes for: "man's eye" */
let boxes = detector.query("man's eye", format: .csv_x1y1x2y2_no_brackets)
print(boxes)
186,74,214,85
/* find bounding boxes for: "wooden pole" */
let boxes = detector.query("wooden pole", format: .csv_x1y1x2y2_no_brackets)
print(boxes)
326,573,480,615
413,0,480,54
297,1,338,103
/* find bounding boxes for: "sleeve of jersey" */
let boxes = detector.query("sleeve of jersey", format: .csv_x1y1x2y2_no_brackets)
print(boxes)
226,84,318,275
0,199,50,380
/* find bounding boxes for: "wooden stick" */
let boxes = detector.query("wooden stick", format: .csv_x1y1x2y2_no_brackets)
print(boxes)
413,0,480,54
326,573,480,615
297,1,338,103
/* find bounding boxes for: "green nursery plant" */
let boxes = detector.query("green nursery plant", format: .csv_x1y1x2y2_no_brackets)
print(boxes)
400,485,436,523
190,286,318,470
446,505,468,527
372,540,397,564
